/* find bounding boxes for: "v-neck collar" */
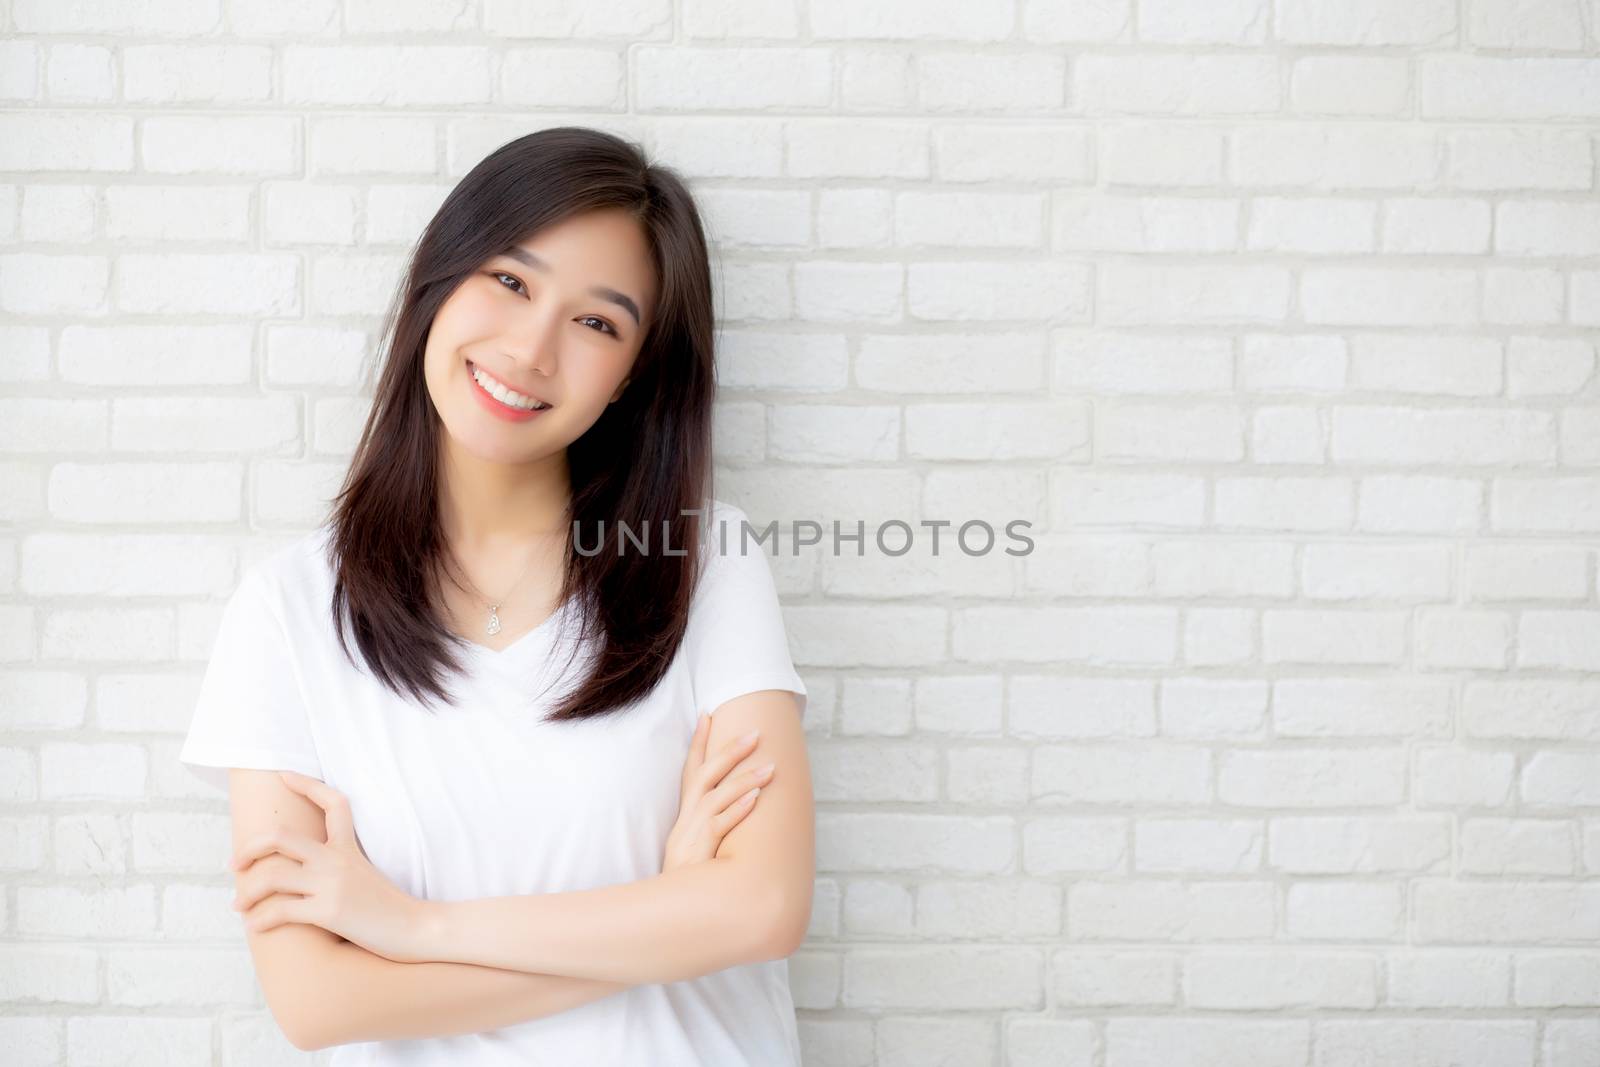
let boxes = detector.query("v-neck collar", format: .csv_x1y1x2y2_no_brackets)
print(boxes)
458,595,573,666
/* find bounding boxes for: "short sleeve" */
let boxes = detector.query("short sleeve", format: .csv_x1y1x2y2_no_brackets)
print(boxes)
684,504,808,720
178,565,324,793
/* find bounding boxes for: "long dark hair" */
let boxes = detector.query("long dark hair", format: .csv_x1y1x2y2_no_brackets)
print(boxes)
324,126,716,723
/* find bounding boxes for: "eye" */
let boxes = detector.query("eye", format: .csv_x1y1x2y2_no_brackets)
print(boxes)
490,271,526,295
577,315,619,338
490,272,619,338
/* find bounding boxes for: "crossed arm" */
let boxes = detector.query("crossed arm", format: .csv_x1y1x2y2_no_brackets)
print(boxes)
233,690,813,1051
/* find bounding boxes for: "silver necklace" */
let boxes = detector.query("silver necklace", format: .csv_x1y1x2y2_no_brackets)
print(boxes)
447,544,541,637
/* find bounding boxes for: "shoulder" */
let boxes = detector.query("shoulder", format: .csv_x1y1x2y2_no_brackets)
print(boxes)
702,497,744,539
237,524,337,626
689,499,786,607
699,499,776,562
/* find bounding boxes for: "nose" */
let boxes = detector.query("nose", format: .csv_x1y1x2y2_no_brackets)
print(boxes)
499,313,561,380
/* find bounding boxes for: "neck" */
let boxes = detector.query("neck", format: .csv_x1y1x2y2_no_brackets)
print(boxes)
436,435,572,555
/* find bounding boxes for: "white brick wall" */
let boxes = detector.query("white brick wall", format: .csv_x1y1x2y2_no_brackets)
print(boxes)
2,1,1598,1064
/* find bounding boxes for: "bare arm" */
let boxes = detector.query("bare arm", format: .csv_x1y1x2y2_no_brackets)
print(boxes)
299,940,630,1051
228,768,630,1051
421,854,784,986
229,714,780,1050
418,691,814,985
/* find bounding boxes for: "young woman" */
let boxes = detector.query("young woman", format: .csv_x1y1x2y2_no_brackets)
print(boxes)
178,127,814,1065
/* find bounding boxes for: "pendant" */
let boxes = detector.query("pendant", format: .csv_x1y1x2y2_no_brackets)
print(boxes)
486,605,502,636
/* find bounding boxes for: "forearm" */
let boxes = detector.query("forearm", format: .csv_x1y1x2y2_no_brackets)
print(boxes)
421,856,782,986
301,937,630,1051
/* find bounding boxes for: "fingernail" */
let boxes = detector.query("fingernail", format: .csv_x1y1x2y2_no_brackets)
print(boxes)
756,762,775,777
742,730,760,744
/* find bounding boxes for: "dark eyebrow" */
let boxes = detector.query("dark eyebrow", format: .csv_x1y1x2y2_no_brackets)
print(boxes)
498,245,642,328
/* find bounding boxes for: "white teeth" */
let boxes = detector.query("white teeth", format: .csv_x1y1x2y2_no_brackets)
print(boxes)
471,365,549,410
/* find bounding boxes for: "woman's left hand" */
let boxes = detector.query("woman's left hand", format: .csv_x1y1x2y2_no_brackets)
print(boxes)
229,770,431,964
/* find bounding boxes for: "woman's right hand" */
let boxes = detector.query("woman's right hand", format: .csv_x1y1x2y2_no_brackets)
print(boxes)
661,713,773,872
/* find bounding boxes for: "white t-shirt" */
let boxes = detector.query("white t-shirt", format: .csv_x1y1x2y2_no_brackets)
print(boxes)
179,499,809,1067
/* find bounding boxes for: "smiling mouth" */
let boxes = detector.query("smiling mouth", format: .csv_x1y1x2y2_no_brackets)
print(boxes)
466,360,552,411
